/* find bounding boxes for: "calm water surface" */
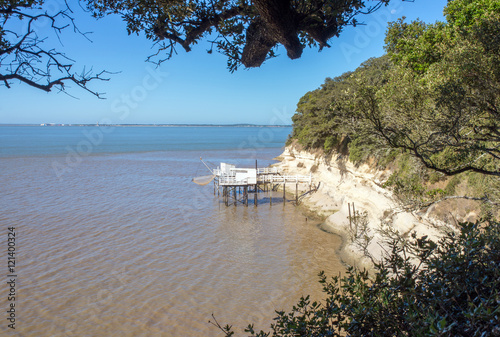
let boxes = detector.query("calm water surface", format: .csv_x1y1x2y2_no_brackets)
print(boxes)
0,126,344,336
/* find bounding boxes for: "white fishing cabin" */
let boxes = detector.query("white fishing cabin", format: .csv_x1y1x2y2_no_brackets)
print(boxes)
193,159,314,206
215,163,257,186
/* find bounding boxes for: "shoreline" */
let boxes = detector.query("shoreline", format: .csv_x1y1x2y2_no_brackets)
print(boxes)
274,145,455,271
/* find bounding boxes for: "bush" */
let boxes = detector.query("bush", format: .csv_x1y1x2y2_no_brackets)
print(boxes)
445,175,462,195
323,135,339,153
348,137,371,164
219,221,500,337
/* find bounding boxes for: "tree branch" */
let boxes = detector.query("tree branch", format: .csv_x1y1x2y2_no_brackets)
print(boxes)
1,2,110,97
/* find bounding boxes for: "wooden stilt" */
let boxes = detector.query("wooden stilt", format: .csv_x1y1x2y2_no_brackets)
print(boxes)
352,202,357,233
295,183,298,204
348,202,352,230
283,183,286,203
233,187,237,206
254,192,257,207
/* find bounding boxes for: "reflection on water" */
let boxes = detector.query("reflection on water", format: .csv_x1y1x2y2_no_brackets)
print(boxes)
0,149,344,336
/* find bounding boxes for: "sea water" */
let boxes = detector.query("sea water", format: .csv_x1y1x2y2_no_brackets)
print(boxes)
0,126,344,336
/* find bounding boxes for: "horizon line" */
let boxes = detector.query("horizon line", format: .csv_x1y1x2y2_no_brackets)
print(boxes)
0,123,293,127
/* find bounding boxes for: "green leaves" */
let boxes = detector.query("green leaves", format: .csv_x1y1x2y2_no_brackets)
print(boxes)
292,0,500,178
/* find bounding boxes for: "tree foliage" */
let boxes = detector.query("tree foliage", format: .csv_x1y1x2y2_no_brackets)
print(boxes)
0,0,109,96
291,0,500,177
379,5,500,177
1,0,412,92
87,0,395,72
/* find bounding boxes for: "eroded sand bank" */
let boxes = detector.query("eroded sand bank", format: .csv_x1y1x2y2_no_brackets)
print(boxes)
275,146,456,271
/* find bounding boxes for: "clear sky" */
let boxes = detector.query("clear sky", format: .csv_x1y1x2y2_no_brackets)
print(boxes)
0,0,448,125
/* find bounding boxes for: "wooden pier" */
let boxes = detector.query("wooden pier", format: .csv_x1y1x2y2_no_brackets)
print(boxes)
212,162,313,206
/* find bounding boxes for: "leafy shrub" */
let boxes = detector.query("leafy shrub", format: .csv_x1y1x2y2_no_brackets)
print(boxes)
428,171,444,184
348,137,371,164
445,175,462,195
377,148,399,168
323,135,340,153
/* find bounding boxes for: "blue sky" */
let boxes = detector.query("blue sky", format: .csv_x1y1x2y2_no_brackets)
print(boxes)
0,0,448,125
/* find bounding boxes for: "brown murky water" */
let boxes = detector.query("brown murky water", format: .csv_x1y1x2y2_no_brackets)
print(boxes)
1,147,344,336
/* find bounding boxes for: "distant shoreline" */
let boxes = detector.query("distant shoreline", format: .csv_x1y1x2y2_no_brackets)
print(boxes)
0,123,292,128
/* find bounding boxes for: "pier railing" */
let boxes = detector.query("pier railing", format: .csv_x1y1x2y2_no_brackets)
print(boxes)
257,167,279,174
218,176,249,185
218,174,312,186
259,174,312,184
214,167,280,176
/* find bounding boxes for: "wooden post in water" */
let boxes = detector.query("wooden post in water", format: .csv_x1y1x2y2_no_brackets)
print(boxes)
255,160,258,194
233,187,237,206
295,183,298,204
244,186,248,207
254,191,258,207
283,183,286,203
348,202,352,230
352,202,357,234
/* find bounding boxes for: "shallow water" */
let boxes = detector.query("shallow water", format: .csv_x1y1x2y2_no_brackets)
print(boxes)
0,127,344,336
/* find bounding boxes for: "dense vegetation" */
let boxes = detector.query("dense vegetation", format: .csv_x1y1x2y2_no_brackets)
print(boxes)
292,0,500,177
218,1,500,336
290,0,500,214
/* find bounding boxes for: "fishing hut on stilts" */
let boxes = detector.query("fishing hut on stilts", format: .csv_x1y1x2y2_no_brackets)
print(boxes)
192,159,314,207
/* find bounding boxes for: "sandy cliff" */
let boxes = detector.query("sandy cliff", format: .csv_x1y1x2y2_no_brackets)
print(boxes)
274,146,456,271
